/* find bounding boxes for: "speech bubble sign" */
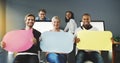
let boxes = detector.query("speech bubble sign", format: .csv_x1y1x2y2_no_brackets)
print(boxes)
77,30,112,51
40,31,74,53
2,30,34,52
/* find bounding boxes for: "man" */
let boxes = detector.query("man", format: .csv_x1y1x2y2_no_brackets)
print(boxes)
1,14,41,63
35,9,50,63
75,13,104,63
35,9,50,22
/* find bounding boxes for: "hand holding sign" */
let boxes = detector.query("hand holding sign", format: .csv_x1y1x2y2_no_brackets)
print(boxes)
40,31,74,53
2,30,34,52
77,30,112,51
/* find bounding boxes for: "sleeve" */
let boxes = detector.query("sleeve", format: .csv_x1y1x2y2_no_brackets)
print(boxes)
64,23,69,32
74,27,82,37
46,17,50,20
69,19,77,33
38,32,42,51
33,29,42,51
74,28,79,37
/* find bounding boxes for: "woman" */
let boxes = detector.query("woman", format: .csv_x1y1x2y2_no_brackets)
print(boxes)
64,11,77,63
46,16,67,63
64,11,77,34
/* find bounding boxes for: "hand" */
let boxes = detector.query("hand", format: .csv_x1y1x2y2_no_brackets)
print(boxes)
31,37,37,45
45,52,49,56
13,52,17,57
0,41,6,48
111,37,114,44
75,37,80,43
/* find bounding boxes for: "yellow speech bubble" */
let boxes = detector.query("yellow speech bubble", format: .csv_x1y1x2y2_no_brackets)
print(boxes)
77,30,112,51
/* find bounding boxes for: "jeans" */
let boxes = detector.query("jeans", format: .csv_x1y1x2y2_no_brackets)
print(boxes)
46,53,67,63
67,43,76,63
76,50,104,63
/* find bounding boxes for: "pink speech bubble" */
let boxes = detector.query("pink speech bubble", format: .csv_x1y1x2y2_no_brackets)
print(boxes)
2,30,34,52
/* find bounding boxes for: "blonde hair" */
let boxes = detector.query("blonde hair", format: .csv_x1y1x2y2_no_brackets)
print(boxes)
51,16,61,22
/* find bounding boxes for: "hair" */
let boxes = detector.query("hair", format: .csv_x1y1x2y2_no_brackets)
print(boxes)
39,9,46,13
65,11,74,23
24,14,35,21
51,16,61,22
82,13,91,18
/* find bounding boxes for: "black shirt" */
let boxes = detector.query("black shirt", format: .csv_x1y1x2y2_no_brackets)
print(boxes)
20,29,41,54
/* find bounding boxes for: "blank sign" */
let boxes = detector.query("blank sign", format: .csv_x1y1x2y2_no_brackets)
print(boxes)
2,30,34,52
77,30,112,51
40,31,74,53
33,22,53,33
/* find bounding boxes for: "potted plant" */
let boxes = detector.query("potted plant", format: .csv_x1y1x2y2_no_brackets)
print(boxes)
113,36,120,42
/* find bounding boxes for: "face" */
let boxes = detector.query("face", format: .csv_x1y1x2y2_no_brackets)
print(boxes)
25,16,35,28
52,19,60,29
66,12,72,20
39,11,46,20
82,15,91,25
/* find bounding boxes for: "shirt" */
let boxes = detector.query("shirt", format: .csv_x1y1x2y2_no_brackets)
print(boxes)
64,19,77,34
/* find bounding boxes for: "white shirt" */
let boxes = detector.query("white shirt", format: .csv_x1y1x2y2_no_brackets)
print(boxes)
64,19,77,34
75,26,98,35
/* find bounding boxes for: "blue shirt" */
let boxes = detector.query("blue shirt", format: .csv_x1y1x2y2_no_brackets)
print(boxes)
35,17,51,22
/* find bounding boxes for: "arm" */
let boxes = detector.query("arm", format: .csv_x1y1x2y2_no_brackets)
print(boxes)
0,41,6,48
64,23,69,32
32,37,37,45
74,37,80,43
74,28,80,43
69,19,77,33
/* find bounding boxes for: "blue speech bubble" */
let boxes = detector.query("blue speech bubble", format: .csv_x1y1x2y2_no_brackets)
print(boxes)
40,31,74,53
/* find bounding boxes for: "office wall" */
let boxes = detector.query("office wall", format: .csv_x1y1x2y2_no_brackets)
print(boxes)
6,0,120,37
0,0,119,63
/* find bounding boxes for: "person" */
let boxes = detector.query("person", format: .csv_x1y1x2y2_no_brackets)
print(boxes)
64,11,77,34
64,11,77,63
1,14,41,63
75,13,104,63
35,9,50,22
35,9,50,63
46,16,67,63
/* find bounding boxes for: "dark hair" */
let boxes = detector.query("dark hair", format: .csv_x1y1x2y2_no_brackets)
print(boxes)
24,14,35,21
65,11,74,23
82,13,91,18
80,13,91,22
39,9,46,14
